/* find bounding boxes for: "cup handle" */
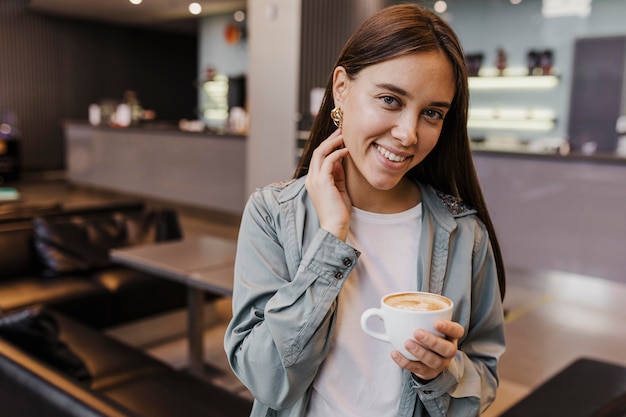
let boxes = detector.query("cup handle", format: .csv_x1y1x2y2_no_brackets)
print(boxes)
360,308,389,342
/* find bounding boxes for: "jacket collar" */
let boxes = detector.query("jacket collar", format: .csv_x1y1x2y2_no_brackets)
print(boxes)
418,183,476,233
273,176,476,226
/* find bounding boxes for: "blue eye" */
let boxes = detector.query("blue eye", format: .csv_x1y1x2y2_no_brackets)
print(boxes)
424,109,444,120
381,96,399,106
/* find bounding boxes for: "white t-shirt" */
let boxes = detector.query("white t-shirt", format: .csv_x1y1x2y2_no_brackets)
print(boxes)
307,203,422,417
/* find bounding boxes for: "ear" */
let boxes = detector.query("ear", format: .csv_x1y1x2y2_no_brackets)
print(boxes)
332,66,349,107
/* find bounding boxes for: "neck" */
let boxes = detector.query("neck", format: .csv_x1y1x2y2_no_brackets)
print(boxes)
349,177,420,214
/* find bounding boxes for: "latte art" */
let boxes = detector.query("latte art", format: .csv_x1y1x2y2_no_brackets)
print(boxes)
385,293,450,312
392,300,443,311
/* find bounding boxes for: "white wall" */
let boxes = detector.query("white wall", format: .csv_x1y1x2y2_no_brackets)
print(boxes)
245,0,301,196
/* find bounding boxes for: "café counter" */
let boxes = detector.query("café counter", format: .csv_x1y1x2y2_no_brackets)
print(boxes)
472,147,626,284
64,121,246,215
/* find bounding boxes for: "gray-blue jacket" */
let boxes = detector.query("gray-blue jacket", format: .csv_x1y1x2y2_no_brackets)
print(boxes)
224,176,505,416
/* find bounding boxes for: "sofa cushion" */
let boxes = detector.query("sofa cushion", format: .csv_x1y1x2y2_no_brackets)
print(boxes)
50,311,167,391
0,307,91,384
33,210,161,278
0,223,42,279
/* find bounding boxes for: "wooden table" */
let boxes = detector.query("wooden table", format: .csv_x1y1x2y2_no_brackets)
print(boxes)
111,236,237,377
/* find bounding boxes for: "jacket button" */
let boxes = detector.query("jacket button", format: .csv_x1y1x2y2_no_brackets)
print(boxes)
343,258,352,267
334,271,343,279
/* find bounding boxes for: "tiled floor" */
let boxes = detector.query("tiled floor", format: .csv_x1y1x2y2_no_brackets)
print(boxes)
8,178,626,415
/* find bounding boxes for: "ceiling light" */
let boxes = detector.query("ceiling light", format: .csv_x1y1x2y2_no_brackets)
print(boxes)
233,10,246,22
129,0,142,4
189,2,202,15
434,1,448,13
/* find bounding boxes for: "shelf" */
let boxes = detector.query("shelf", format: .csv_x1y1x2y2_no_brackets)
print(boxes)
468,119,556,131
469,75,559,90
468,107,556,131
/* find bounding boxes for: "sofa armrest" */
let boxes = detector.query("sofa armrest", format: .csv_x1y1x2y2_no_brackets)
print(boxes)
0,338,141,417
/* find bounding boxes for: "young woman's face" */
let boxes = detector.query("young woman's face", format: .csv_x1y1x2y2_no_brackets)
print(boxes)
333,51,455,201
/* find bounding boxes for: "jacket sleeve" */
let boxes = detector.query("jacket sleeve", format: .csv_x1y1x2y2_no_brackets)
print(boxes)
415,219,506,416
224,191,359,410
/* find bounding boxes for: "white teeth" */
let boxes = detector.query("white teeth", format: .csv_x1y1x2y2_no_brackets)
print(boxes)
375,144,407,162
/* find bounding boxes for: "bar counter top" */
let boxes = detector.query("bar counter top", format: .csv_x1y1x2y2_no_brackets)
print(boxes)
63,119,246,140
472,147,626,166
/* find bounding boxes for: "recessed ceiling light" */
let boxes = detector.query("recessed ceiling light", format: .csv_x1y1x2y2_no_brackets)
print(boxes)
189,2,202,15
434,1,448,14
129,0,142,4
233,10,246,22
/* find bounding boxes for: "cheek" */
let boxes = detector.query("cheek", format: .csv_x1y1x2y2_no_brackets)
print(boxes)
344,106,388,140
419,125,444,149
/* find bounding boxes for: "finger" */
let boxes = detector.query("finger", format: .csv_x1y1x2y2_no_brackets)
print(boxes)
313,145,348,178
391,350,438,381
434,319,465,340
413,329,457,360
405,338,448,368
315,130,344,156
309,130,344,171
391,350,424,373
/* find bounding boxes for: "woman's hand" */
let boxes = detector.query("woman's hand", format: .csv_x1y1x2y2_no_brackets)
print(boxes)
391,319,465,381
305,129,351,241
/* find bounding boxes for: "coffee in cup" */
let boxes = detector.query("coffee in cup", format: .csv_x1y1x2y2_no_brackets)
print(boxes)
360,291,453,360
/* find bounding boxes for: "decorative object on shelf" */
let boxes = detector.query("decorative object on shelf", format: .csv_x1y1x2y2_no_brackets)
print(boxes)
88,104,101,126
228,107,249,135
224,10,247,46
495,47,507,76
224,23,242,45
527,50,539,75
540,50,554,75
466,53,484,77
201,70,229,131
527,49,555,75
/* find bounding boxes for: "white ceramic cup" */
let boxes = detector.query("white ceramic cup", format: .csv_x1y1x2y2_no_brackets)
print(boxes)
360,291,453,361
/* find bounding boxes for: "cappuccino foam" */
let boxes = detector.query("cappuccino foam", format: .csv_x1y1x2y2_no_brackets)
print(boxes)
386,293,450,312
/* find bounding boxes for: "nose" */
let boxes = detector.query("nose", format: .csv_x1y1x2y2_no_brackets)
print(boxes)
391,112,418,146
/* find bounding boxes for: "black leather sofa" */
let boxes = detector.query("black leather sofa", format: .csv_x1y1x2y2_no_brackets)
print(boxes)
0,307,253,417
0,201,188,328
0,201,253,416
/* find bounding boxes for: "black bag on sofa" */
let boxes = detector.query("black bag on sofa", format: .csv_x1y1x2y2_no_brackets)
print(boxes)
0,306,91,384
32,209,181,278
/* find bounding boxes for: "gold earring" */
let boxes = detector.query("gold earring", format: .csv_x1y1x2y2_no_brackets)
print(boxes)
330,106,343,128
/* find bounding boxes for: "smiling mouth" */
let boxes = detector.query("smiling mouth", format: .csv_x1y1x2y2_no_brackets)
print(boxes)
374,144,409,162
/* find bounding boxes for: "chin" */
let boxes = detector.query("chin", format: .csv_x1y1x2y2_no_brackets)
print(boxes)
368,178,403,191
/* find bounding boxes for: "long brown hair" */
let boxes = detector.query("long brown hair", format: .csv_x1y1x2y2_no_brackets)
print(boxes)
294,4,505,299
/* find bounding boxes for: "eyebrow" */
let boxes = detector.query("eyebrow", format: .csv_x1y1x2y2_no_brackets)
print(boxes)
375,83,452,108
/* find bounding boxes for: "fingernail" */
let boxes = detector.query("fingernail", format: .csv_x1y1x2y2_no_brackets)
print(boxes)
406,340,418,350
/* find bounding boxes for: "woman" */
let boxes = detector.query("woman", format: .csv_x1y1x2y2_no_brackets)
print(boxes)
225,4,506,416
